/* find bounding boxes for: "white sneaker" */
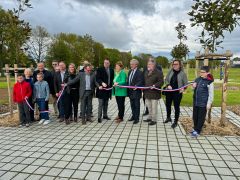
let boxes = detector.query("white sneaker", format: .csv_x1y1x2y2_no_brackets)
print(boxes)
39,119,45,124
43,120,50,125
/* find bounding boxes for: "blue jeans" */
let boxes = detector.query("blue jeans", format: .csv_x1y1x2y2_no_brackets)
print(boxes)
36,98,49,120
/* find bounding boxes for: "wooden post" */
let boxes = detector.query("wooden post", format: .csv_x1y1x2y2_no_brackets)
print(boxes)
14,64,18,82
220,51,231,126
195,60,199,78
5,64,13,117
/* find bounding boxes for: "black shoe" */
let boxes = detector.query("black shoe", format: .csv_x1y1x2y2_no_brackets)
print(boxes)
149,121,157,125
98,118,102,123
171,122,178,128
133,120,139,124
103,116,111,120
164,117,172,124
128,117,134,121
143,119,152,122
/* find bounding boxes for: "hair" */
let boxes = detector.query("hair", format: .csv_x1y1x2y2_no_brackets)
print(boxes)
172,59,183,69
82,60,89,66
104,58,110,61
59,61,65,65
148,57,156,66
130,59,139,65
201,66,210,72
24,68,33,76
17,74,24,77
115,61,124,68
69,63,76,68
37,72,44,78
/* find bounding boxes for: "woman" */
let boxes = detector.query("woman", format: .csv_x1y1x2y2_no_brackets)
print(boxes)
64,63,79,123
112,61,127,123
24,68,35,122
164,59,188,128
143,59,164,126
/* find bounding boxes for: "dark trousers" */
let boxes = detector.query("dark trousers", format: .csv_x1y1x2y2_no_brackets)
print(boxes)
165,92,182,122
98,98,109,118
64,89,79,119
26,96,34,122
193,106,207,134
81,91,93,119
59,92,65,118
130,97,140,121
116,96,125,119
18,102,31,125
36,98,49,120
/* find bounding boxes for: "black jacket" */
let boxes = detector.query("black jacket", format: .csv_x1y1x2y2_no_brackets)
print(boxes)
127,68,144,99
96,67,114,99
54,71,69,94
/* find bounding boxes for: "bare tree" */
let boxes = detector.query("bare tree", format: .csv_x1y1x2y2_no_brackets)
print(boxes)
26,26,51,62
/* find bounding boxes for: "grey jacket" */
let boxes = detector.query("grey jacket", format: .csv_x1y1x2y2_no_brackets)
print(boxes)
165,69,188,90
33,80,50,101
67,72,99,99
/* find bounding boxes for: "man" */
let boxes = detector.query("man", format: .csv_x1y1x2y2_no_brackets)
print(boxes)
127,59,144,124
54,61,68,124
51,60,59,115
67,64,98,125
33,62,53,111
96,58,114,123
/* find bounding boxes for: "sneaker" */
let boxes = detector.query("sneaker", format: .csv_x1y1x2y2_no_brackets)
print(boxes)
26,123,30,127
39,119,45,124
191,130,199,138
43,120,51,125
19,124,23,128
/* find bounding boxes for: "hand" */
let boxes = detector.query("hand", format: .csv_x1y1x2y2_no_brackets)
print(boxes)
167,85,172,90
61,83,65,87
151,85,155,89
102,82,107,87
99,86,103,90
56,93,59,97
25,96,28,99
207,104,211,110
192,82,197,88
114,82,118,86
179,88,184,93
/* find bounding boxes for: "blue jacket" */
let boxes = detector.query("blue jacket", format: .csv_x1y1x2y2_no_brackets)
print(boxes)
33,80,50,101
193,77,214,107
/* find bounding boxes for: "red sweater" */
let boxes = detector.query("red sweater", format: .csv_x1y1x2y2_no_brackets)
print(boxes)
13,81,32,103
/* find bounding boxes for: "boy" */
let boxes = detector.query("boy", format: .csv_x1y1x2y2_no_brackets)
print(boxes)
33,73,50,125
13,74,32,127
191,66,214,137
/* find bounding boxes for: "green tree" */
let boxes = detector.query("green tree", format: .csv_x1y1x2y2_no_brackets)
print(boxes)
25,26,51,63
155,56,169,68
188,0,240,52
105,48,121,67
171,22,189,60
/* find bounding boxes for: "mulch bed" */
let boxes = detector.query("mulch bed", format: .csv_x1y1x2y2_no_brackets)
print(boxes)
227,105,240,116
0,112,19,127
180,117,240,136
0,104,17,114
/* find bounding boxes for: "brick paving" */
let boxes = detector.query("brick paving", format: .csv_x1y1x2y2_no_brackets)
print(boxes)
0,98,240,180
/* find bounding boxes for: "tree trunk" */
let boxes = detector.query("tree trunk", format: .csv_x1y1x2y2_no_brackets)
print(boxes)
5,64,13,117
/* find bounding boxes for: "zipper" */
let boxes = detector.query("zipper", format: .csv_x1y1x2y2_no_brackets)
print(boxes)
20,83,23,101
195,79,202,106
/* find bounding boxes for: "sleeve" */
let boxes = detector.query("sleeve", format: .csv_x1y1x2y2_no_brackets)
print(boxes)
54,73,59,94
165,70,171,85
96,68,103,85
135,70,144,87
154,71,164,88
45,82,50,101
207,83,214,106
182,71,188,88
26,83,32,98
67,74,80,86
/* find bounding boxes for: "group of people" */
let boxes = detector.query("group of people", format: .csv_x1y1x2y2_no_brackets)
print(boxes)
13,57,214,137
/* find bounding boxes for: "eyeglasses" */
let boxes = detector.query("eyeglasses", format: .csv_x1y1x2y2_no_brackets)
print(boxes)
52,63,57,66
200,71,207,73
173,64,179,66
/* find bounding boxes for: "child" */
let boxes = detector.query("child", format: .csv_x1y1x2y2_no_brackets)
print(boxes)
13,74,32,127
191,66,214,137
33,73,50,125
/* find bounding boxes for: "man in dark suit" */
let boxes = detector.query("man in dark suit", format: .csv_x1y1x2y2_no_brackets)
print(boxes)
96,58,114,123
67,64,98,125
33,62,53,111
54,61,68,123
127,59,144,124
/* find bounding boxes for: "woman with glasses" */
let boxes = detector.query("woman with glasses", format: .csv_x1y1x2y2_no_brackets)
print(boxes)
164,60,188,128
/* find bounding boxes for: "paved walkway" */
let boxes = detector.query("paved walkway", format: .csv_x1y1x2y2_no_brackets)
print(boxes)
0,98,240,180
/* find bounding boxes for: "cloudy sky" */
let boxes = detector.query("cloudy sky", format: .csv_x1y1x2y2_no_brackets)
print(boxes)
1,0,240,58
